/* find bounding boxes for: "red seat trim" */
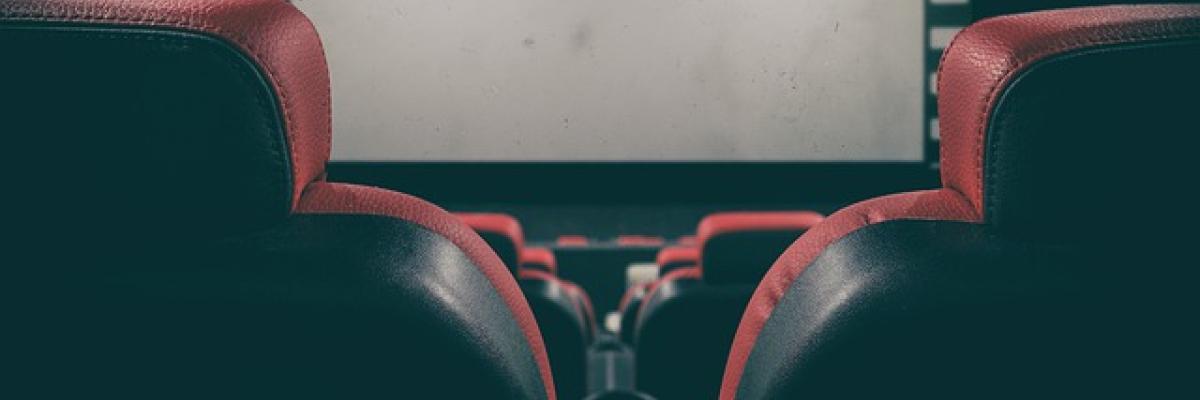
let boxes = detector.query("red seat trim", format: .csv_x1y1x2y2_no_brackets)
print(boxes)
520,247,558,275
455,213,526,252
655,246,699,269
637,266,703,318
298,182,556,400
696,211,825,250
721,5,1200,398
556,235,589,247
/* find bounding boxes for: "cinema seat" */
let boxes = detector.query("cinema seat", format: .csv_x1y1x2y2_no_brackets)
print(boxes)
635,212,822,400
458,213,590,400
2,0,555,398
522,247,559,274
615,245,698,344
721,5,1200,398
656,245,701,275
523,246,598,344
616,282,650,344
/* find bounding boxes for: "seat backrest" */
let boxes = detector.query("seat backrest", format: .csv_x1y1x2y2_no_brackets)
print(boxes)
655,245,700,275
697,212,824,285
632,212,819,400
722,5,1200,399
522,246,559,274
457,212,526,274
2,1,554,398
458,213,588,400
972,0,1199,21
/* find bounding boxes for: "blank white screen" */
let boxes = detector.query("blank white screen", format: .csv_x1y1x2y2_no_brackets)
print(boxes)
293,0,925,161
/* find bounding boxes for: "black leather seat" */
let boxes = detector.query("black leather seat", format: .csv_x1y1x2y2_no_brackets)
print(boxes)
616,245,698,344
721,5,1200,399
1,1,555,398
635,212,821,400
458,213,590,400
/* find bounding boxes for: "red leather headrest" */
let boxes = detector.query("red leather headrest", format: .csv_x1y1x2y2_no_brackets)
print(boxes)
938,4,1200,218
520,247,557,275
617,235,666,247
456,213,525,273
655,246,700,275
457,213,525,248
697,212,824,285
697,212,824,248
0,0,331,209
556,235,590,247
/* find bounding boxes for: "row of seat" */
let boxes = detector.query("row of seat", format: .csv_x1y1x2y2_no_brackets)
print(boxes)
456,213,598,400
6,0,1198,399
621,212,824,400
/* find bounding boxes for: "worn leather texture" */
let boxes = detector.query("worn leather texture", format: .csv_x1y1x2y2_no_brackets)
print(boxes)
299,182,556,396
972,0,1200,21
10,215,551,399
521,275,590,400
2,1,558,398
938,4,1200,216
736,220,1196,399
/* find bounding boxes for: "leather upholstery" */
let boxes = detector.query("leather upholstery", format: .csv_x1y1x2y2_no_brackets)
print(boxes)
2,1,557,398
634,266,750,400
1,0,329,208
519,268,590,400
617,283,650,344
736,220,1195,398
697,212,824,285
13,215,549,398
972,0,1200,21
562,280,598,343
656,246,700,275
457,212,525,274
457,213,589,400
722,5,1200,399
522,246,558,274
634,212,818,399
298,183,554,388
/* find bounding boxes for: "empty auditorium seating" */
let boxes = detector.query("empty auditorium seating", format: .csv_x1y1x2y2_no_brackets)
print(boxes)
635,212,822,400
458,213,591,400
655,245,701,275
522,246,559,274
2,0,556,398
457,213,526,275
616,282,650,344
521,246,596,341
615,245,699,344
721,5,1200,398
